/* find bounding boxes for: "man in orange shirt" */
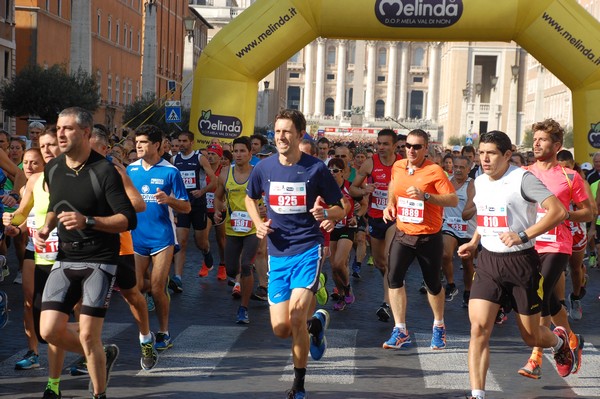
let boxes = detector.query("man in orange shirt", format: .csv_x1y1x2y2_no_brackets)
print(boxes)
382,129,457,350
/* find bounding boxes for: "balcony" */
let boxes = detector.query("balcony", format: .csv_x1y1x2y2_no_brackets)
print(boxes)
287,62,304,71
409,65,428,74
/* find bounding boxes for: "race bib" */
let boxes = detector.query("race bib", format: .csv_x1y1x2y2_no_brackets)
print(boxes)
230,211,253,233
445,216,468,236
206,192,215,210
36,228,59,261
180,170,197,189
397,197,424,224
269,182,307,214
476,204,509,236
535,207,557,242
371,188,388,210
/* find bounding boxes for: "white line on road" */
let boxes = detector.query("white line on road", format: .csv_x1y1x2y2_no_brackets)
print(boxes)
280,329,358,385
137,325,246,377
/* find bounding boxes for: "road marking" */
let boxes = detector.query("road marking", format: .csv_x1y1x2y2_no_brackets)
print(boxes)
138,325,246,377
280,329,358,385
413,333,501,392
0,322,131,378
544,340,600,397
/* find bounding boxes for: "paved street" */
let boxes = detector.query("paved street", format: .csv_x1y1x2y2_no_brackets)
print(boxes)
1,231,599,399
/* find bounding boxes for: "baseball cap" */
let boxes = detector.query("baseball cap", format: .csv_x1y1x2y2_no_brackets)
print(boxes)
581,162,593,171
206,143,223,158
452,145,461,152
258,144,277,156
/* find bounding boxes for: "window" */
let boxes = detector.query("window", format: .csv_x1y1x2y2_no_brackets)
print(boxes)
123,80,128,105
128,80,133,105
413,47,424,66
107,74,112,104
289,52,300,63
378,48,387,67
116,22,120,43
97,11,101,35
115,76,120,105
4,51,9,79
124,26,127,46
137,32,141,52
375,100,385,118
289,72,299,78
377,76,385,82
46,0,50,10
57,1,61,17
410,90,423,119
129,29,133,49
413,76,423,83
327,46,336,65
325,98,334,116
96,70,102,98
136,81,140,100
326,73,335,80
107,17,112,40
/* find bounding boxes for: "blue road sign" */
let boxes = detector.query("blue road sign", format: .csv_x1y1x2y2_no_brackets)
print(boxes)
165,101,181,123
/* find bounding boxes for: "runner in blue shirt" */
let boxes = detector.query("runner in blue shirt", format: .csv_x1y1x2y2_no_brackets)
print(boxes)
127,125,190,352
245,109,345,399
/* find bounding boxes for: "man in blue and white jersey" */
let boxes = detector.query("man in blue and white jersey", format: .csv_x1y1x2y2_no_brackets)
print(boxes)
127,125,190,352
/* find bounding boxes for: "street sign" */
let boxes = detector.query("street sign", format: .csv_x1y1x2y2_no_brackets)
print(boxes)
168,80,177,92
465,136,473,145
165,100,181,123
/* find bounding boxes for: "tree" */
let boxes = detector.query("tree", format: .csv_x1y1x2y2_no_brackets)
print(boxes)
122,92,190,136
0,64,100,124
564,126,574,148
521,128,533,149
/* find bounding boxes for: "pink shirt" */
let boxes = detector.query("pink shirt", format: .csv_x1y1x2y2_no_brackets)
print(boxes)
528,164,588,254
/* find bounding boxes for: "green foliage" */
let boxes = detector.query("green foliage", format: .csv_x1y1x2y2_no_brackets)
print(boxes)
0,64,100,124
447,134,477,147
122,92,190,136
521,128,533,149
564,126,574,148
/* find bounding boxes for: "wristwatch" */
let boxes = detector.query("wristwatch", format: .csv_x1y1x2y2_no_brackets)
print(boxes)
85,216,96,229
518,231,529,244
423,192,431,201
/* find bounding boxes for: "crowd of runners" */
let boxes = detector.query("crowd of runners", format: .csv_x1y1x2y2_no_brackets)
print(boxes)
0,108,596,399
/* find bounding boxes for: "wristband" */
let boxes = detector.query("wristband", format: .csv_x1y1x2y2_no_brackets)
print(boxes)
8,193,19,201
518,231,529,244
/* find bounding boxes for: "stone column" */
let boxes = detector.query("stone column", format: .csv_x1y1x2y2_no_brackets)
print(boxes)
141,1,158,96
385,42,398,118
314,37,326,118
398,43,409,119
70,0,92,74
334,40,347,119
302,42,314,116
364,41,376,120
425,42,441,122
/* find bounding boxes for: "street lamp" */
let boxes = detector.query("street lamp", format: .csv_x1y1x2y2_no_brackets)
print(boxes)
490,75,498,89
264,80,270,90
183,17,195,42
511,65,519,81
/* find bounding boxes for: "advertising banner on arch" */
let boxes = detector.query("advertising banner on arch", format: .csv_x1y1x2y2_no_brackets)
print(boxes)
190,0,600,161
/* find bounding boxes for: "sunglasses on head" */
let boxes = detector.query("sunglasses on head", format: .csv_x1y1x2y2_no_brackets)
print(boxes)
405,143,424,150
329,168,342,173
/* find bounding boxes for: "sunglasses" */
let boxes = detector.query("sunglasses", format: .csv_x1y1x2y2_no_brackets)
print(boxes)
329,168,342,173
405,143,424,150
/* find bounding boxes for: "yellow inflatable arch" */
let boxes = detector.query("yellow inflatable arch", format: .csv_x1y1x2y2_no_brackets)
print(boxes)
190,0,600,162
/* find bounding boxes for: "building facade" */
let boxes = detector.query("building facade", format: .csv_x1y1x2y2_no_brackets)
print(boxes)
0,0,16,134
15,0,144,134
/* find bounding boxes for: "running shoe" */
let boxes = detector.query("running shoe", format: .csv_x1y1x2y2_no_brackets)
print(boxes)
155,332,173,351
309,309,330,361
0,255,8,278
227,277,236,286
232,283,241,299
42,388,61,399
462,291,470,308
286,389,306,399
315,272,328,306
216,264,227,281
552,326,574,377
145,293,155,312
569,294,583,321
236,306,250,324
570,333,584,374
13,271,22,285
330,287,340,301
367,255,374,266
518,358,542,379
351,261,361,279
495,308,508,324
168,276,183,294
333,298,346,311
430,324,446,350
445,283,459,302
418,280,427,294
0,291,8,329
198,263,213,277
140,332,158,371
382,327,411,349
376,302,392,322
15,350,39,370
251,285,268,301
69,355,88,375
344,287,355,305
89,344,119,394
588,253,597,268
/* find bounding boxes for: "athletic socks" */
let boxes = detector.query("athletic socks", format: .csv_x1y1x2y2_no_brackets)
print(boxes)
203,250,214,268
292,367,306,392
47,378,60,395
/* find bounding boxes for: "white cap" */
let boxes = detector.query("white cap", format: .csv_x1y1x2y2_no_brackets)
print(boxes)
452,145,461,152
581,162,593,171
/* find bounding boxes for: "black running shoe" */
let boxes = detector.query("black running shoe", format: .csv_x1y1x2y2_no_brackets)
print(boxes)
376,302,392,322
42,388,61,399
88,344,119,394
